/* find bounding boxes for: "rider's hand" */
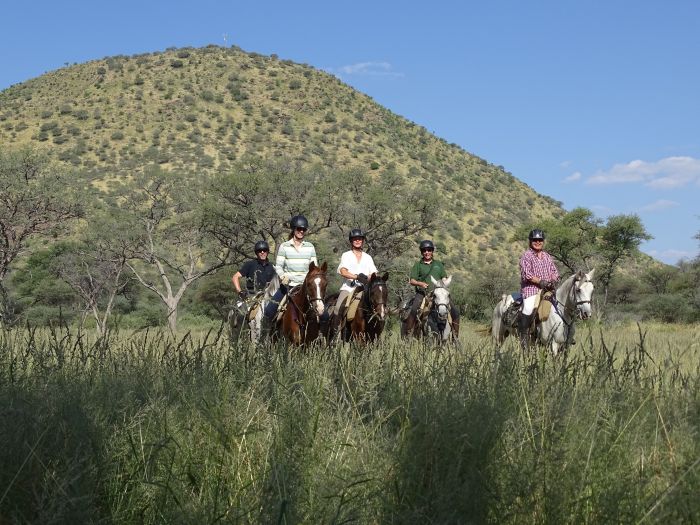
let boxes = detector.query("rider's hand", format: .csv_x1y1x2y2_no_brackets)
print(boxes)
238,290,248,299
356,273,369,285
540,279,555,291
280,275,290,286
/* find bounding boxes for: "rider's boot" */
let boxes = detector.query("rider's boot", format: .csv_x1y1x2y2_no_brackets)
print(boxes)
518,313,533,351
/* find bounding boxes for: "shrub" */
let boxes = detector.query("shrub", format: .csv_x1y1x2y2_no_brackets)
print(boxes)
170,60,184,68
110,131,124,140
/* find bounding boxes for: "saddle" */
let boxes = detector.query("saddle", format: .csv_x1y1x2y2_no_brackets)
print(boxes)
537,291,554,322
245,291,266,322
273,285,301,323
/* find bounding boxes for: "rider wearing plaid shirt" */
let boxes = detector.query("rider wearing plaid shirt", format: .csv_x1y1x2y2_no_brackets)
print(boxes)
518,229,559,349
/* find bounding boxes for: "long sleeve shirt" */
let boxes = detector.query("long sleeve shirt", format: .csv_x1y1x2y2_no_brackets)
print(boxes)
519,249,559,298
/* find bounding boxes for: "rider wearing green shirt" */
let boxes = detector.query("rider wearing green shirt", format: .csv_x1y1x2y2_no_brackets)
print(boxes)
406,240,459,322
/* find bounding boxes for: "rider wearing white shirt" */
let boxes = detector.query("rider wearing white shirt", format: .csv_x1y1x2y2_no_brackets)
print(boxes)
334,229,377,317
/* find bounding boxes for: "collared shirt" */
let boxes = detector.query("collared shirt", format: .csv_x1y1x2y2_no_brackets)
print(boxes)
409,259,447,292
238,258,276,293
337,250,378,293
275,239,317,287
519,248,559,298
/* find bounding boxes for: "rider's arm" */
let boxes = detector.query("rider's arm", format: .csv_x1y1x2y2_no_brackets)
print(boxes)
274,245,287,279
409,263,428,289
232,271,244,293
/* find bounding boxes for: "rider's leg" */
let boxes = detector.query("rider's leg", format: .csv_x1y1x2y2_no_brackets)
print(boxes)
263,285,286,319
518,295,537,351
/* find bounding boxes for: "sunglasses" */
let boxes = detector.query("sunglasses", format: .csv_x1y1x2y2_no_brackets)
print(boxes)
531,239,544,243
256,249,269,253
295,227,307,232
421,248,434,253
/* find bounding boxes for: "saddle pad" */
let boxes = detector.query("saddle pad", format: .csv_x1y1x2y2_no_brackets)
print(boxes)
247,301,261,322
346,291,363,321
538,291,552,321
273,294,288,323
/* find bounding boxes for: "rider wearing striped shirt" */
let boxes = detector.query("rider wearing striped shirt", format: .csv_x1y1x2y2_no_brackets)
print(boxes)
263,215,317,319
518,229,559,350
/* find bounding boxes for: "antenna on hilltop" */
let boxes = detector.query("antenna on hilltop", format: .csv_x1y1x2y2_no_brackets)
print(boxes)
223,33,228,46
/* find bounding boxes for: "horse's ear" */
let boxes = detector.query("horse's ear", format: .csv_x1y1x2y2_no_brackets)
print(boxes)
443,275,452,287
430,276,439,286
586,268,595,280
309,261,316,271
381,272,389,282
320,261,327,272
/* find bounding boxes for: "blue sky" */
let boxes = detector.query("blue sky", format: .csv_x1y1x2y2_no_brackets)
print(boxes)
2,1,699,263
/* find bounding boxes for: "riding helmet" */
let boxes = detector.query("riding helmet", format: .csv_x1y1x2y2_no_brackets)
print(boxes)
419,239,435,251
290,215,309,230
348,228,366,241
254,240,270,253
528,229,545,241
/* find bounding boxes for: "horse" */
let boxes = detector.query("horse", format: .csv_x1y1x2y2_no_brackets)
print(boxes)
401,275,459,344
227,275,279,345
537,269,595,355
491,269,595,354
326,272,389,344
275,261,328,346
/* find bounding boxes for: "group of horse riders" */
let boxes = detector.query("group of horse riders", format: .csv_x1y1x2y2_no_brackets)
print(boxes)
231,214,560,346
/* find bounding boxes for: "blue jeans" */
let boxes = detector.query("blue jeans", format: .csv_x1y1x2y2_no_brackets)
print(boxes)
264,284,287,319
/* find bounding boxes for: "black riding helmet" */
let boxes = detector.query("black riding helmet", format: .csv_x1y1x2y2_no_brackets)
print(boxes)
528,229,545,241
419,239,435,252
290,215,309,230
254,240,269,253
348,228,366,241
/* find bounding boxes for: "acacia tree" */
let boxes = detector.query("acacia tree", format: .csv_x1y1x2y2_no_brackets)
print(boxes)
203,160,343,260
0,148,83,319
113,168,230,333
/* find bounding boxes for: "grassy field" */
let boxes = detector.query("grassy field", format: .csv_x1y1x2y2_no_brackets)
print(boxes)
1,321,698,523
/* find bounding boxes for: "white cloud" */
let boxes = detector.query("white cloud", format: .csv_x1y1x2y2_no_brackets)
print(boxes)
586,156,700,188
639,199,680,212
559,160,572,169
330,61,404,77
563,171,581,183
644,248,694,264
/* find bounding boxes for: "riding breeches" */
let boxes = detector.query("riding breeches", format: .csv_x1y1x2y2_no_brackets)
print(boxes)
521,295,538,316
334,290,352,315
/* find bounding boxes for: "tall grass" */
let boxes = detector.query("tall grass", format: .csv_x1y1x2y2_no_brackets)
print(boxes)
1,322,698,523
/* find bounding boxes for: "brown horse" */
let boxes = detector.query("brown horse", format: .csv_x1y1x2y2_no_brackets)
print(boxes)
276,261,328,346
328,272,389,344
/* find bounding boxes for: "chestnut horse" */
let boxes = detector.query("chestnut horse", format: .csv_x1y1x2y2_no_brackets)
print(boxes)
328,272,389,344
276,261,328,346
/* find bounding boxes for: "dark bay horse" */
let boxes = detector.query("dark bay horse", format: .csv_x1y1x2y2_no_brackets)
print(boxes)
328,272,389,344
276,261,328,346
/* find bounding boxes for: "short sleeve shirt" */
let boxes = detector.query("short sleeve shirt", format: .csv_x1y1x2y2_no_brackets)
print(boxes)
410,259,447,291
239,259,276,293
337,250,378,293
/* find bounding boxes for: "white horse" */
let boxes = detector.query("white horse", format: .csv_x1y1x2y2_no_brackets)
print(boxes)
538,269,595,355
491,269,595,354
228,274,279,345
425,275,457,344
492,293,516,346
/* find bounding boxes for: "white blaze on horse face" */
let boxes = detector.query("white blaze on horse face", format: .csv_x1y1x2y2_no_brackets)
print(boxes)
313,277,324,316
375,284,386,320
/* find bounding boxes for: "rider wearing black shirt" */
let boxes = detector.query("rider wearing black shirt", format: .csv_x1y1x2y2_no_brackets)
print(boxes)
232,240,276,298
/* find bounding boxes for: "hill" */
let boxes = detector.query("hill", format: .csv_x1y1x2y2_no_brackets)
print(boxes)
0,45,564,272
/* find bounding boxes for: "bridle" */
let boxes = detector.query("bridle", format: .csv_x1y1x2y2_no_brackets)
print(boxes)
361,279,387,323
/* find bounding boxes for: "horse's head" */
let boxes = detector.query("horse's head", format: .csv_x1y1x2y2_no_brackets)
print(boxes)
304,261,328,317
430,275,452,321
367,272,389,321
573,268,595,320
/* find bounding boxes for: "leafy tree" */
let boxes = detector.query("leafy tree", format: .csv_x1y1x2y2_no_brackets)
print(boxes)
0,148,82,316
598,214,652,303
